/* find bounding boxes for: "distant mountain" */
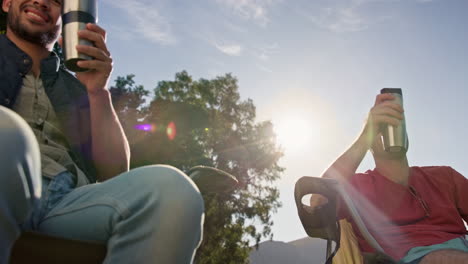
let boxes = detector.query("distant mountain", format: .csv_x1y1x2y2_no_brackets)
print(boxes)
249,237,328,264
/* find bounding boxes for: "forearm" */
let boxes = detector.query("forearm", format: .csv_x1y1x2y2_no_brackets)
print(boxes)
310,134,369,208
321,134,369,181
88,90,130,181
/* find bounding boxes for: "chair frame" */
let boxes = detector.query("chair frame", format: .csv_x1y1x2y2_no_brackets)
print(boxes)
294,176,396,264
11,232,106,264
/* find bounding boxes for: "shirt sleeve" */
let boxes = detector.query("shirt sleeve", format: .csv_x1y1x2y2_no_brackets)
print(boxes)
449,167,468,223
336,174,357,220
337,196,349,220
336,173,365,220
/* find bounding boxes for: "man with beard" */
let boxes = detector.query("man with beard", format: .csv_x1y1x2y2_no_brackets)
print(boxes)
311,93,468,264
0,0,204,263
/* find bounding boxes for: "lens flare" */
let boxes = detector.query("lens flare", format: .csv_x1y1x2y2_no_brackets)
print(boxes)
167,122,177,140
134,124,156,132
336,173,411,258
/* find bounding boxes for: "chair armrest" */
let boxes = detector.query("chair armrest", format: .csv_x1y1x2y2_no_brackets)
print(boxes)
295,176,392,259
294,176,340,241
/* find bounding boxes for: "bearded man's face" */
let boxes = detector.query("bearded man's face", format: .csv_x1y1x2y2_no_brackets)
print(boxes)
3,0,62,46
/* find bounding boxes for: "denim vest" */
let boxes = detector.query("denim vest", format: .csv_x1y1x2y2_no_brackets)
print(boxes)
0,34,97,183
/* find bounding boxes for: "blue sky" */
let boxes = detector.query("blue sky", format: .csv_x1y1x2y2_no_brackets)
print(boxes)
98,0,468,243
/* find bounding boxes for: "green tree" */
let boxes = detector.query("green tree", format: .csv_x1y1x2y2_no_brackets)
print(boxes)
111,71,283,263
109,74,150,166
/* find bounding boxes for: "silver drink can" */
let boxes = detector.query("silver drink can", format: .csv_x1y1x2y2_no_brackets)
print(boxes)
62,0,98,72
380,88,408,153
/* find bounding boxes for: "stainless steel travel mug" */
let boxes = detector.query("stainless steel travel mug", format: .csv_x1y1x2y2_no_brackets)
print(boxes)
62,0,98,72
380,88,408,153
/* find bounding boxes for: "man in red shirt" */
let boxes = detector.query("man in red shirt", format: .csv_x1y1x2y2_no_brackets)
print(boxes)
316,93,468,263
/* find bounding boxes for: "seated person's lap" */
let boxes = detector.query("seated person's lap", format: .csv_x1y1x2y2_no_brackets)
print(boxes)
399,237,468,264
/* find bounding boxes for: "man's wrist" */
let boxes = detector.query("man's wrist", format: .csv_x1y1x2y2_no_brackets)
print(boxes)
88,89,111,102
354,133,372,153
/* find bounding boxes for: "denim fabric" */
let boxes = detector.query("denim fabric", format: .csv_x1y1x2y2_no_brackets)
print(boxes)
20,171,76,232
0,106,41,263
37,165,204,264
398,237,468,264
6,164,204,264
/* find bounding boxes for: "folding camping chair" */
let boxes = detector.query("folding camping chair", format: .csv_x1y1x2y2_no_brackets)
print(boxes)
294,176,397,264
10,166,238,264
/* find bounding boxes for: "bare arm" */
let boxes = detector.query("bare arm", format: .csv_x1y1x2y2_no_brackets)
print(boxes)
88,91,130,181
310,93,404,207
320,135,369,181
309,134,369,208
72,24,130,181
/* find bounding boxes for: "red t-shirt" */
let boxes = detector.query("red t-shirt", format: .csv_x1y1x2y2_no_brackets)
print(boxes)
338,166,468,260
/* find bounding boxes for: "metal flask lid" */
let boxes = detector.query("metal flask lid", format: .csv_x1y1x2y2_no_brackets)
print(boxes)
380,88,402,95
61,0,98,72
62,0,97,20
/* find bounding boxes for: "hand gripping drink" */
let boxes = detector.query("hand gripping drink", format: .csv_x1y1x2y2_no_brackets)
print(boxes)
62,0,98,72
380,88,408,153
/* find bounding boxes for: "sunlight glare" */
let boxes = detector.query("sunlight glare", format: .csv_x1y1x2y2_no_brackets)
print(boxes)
274,116,315,154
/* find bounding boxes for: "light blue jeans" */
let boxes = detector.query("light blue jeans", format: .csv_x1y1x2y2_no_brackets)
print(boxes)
0,106,205,264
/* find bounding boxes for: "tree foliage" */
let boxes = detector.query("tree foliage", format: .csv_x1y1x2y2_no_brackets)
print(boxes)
110,71,283,263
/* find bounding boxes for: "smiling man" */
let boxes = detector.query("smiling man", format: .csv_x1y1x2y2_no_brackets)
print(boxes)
0,0,204,263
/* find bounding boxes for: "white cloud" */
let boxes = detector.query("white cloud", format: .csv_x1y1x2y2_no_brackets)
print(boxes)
215,43,243,56
215,0,279,26
223,20,249,34
353,0,425,4
103,24,137,41
298,0,432,33
328,7,369,32
255,43,279,61
298,4,369,33
256,64,273,73
192,30,244,57
102,0,175,45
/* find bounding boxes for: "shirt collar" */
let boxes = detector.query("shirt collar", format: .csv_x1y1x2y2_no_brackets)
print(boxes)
369,167,414,186
40,52,61,79
0,34,32,75
0,34,60,77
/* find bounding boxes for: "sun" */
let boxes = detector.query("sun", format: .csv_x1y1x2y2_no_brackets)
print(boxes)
274,115,315,154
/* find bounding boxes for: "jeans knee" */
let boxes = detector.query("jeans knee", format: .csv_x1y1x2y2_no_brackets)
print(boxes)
132,165,204,215
0,106,41,221
0,106,40,169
